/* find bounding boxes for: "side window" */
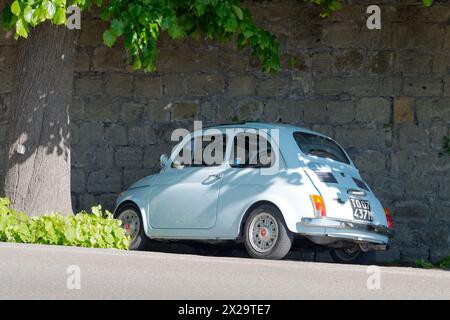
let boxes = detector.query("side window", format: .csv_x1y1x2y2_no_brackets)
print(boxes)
172,134,227,168
230,132,275,168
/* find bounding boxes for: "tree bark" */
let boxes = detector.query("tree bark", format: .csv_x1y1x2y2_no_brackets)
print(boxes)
4,22,77,216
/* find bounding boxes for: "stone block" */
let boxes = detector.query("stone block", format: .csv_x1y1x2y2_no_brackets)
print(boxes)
83,95,119,122
135,75,162,98
311,53,334,74
93,47,125,71
323,23,360,48
185,74,224,95
105,73,133,97
257,76,290,97
344,77,379,96
403,77,443,97
75,50,90,72
238,99,263,121
105,124,127,146
395,50,432,74
71,168,86,193
79,122,104,145
74,77,103,96
393,201,432,223
367,51,394,75
393,24,443,49
334,49,364,73
115,147,143,168
162,75,184,97
314,77,343,96
397,125,429,149
302,100,327,124
228,76,256,96
128,125,156,146
79,19,109,46
393,97,414,125
401,246,430,263
353,150,386,173
95,146,115,169
326,100,355,124
121,102,145,124
356,97,391,124
87,170,122,193
172,101,198,120
157,48,220,73
146,100,171,122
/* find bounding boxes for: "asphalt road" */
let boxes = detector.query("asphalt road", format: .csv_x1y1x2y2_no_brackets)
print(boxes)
0,242,449,299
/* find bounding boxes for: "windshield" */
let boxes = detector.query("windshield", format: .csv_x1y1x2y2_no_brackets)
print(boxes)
293,132,350,164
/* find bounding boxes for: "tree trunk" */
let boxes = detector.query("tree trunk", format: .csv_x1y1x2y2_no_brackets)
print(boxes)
4,22,77,216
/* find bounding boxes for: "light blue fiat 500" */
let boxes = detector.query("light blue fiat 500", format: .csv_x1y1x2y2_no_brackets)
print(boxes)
114,122,393,263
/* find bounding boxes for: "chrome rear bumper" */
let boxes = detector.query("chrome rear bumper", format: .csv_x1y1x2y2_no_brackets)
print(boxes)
296,217,394,246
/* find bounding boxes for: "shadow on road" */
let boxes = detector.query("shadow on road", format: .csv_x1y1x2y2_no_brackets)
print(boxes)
142,238,340,264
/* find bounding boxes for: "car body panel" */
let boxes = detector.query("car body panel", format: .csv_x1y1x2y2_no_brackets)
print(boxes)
115,122,391,247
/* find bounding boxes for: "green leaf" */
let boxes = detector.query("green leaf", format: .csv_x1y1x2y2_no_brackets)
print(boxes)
10,1,21,16
231,5,243,20
23,6,33,23
1,5,14,29
168,23,185,39
52,8,66,25
15,18,28,38
103,29,117,47
44,1,56,19
111,19,125,37
423,0,433,7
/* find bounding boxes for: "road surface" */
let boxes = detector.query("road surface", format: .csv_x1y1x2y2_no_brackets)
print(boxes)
0,242,449,299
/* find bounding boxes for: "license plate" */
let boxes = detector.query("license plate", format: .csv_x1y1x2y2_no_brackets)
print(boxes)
349,198,373,222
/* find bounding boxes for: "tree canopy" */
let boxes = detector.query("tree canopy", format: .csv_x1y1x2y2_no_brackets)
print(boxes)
1,0,435,74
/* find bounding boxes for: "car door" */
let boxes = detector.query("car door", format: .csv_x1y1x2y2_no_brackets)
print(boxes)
148,131,227,230
217,130,281,232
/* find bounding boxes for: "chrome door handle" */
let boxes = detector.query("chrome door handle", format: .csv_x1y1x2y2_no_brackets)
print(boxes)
209,174,223,180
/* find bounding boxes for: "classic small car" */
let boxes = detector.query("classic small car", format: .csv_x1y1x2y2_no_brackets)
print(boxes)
114,122,393,263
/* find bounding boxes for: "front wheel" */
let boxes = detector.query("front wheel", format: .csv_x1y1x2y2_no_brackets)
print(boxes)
114,203,150,250
244,205,293,260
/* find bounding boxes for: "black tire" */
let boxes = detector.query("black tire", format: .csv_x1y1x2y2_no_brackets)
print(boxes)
243,204,293,260
330,248,375,265
114,203,150,251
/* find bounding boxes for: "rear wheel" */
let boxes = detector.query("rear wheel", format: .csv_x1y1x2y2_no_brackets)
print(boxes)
114,204,150,250
330,247,375,265
244,205,293,260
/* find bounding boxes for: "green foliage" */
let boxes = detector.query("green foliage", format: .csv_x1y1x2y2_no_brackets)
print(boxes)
0,0,436,72
416,258,434,269
422,0,433,8
0,198,130,249
439,256,450,270
1,0,280,73
310,0,342,17
439,136,450,158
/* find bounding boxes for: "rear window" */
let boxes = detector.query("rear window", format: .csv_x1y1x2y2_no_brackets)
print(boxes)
293,132,350,164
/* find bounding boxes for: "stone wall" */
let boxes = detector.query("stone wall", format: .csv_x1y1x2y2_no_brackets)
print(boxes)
1,0,450,262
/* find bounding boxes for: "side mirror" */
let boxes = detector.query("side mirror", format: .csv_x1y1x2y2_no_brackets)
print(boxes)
160,154,169,168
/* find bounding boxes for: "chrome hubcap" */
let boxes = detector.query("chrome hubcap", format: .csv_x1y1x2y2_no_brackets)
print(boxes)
249,213,279,253
118,210,140,242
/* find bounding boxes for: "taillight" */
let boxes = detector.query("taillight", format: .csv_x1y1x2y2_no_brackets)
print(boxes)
384,207,393,229
310,195,326,217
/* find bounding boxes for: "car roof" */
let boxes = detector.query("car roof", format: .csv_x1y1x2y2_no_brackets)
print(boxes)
203,122,330,139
